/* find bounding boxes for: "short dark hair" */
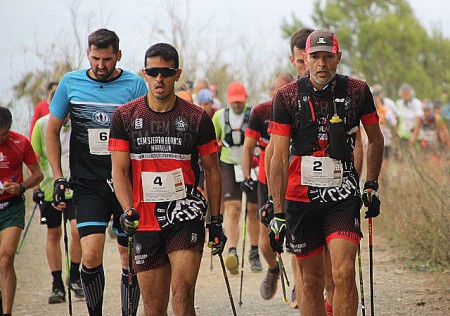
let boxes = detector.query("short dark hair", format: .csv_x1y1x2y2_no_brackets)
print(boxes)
88,28,120,54
0,107,12,129
47,81,58,92
144,43,179,68
290,27,315,54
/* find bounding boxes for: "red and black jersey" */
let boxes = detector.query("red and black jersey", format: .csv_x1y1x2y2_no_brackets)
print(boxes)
109,96,219,231
0,131,38,201
244,100,271,184
268,75,378,203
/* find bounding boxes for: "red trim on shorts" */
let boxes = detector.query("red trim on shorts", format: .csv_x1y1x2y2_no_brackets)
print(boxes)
108,138,130,151
198,139,220,156
326,231,361,245
268,121,291,136
295,245,325,261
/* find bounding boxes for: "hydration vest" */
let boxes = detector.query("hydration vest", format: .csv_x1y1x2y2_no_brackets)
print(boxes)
223,107,251,147
291,75,355,159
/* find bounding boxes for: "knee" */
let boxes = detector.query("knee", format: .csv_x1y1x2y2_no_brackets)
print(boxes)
82,249,102,267
171,283,194,308
301,268,325,294
0,252,15,272
332,262,355,288
47,228,62,242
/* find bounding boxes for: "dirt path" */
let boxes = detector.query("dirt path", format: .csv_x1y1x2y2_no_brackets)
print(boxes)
13,203,449,315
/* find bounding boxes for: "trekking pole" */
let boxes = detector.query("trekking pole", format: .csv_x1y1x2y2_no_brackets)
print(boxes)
127,235,133,316
218,253,237,316
16,203,38,254
62,207,73,316
358,244,366,316
278,254,288,303
238,192,248,307
281,260,290,287
368,218,374,316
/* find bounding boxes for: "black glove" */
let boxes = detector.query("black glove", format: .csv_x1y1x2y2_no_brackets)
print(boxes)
207,216,227,255
362,181,381,219
120,208,140,235
240,177,256,193
33,189,45,205
258,196,274,227
52,178,69,206
269,212,286,254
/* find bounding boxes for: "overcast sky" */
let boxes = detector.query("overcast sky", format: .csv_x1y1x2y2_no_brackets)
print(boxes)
0,0,448,106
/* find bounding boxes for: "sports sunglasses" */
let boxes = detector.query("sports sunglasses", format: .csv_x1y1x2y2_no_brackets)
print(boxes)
144,67,178,78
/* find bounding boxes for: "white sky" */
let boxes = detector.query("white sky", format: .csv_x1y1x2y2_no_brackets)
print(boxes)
0,0,448,105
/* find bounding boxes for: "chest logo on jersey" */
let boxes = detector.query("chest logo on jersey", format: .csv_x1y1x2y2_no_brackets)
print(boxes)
135,118,143,130
174,116,189,132
92,111,110,126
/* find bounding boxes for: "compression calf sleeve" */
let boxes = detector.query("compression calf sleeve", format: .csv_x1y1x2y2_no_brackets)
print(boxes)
70,261,81,282
121,268,140,316
81,264,105,316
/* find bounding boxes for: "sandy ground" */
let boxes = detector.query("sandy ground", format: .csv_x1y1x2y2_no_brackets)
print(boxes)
12,201,450,316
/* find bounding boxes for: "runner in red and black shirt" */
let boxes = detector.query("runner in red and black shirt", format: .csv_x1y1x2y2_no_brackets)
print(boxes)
242,73,294,298
109,43,225,315
269,30,384,315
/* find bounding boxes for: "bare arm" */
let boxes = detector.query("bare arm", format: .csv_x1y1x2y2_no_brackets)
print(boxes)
264,140,274,195
45,114,65,179
409,117,422,145
269,134,290,213
242,137,257,179
364,123,384,181
111,151,134,211
201,152,222,217
4,162,43,195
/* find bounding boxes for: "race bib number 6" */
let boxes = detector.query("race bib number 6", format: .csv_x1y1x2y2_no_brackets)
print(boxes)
142,168,186,202
301,156,343,187
88,128,110,155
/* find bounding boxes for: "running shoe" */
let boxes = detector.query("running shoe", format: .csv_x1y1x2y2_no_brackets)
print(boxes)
48,288,66,304
290,286,299,309
249,248,262,272
70,279,85,299
225,249,239,275
260,268,279,300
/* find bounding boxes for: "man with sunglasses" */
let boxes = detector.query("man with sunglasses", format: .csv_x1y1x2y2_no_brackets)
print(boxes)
109,43,225,315
46,28,147,316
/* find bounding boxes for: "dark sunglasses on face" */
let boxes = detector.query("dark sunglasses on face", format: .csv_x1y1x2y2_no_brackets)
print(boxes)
144,67,178,78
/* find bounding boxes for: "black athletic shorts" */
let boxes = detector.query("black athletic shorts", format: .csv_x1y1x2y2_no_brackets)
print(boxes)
133,220,205,273
257,181,268,211
220,162,257,203
39,199,76,229
285,197,362,260
71,178,127,247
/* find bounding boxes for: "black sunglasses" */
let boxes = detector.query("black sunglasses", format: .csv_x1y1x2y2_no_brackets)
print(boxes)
144,67,178,78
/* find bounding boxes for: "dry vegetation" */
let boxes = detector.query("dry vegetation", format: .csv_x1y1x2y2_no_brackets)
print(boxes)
377,142,449,271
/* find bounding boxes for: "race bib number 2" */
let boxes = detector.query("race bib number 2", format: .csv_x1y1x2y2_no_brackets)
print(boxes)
301,156,343,187
142,168,186,202
88,129,110,155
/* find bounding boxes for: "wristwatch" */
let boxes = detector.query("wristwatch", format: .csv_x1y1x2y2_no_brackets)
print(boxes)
19,184,26,194
210,214,223,223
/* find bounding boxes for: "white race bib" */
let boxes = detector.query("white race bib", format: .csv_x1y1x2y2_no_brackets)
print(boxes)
88,129,110,155
301,156,343,187
233,164,257,183
142,168,186,202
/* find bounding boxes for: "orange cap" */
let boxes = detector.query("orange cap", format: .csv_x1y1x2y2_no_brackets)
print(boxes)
227,82,247,103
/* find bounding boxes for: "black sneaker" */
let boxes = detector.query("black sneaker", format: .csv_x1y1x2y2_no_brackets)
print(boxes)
48,288,66,304
249,248,262,272
70,279,85,299
260,268,279,300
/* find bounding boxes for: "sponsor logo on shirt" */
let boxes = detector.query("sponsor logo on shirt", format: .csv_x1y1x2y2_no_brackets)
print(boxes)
92,111,110,126
174,116,189,132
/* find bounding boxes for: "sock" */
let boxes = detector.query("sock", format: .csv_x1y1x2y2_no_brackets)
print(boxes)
269,265,280,275
250,245,259,251
51,270,64,290
70,261,81,282
229,247,237,254
81,264,105,316
121,269,140,316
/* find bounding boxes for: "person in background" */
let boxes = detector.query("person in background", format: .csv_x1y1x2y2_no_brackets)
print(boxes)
29,82,58,139
192,78,209,104
0,107,43,316
198,88,216,118
212,82,262,274
209,85,222,110
395,83,423,149
31,111,84,304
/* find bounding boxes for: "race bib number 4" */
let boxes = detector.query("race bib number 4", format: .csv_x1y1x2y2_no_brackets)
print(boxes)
301,156,343,187
88,129,110,155
142,168,186,202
